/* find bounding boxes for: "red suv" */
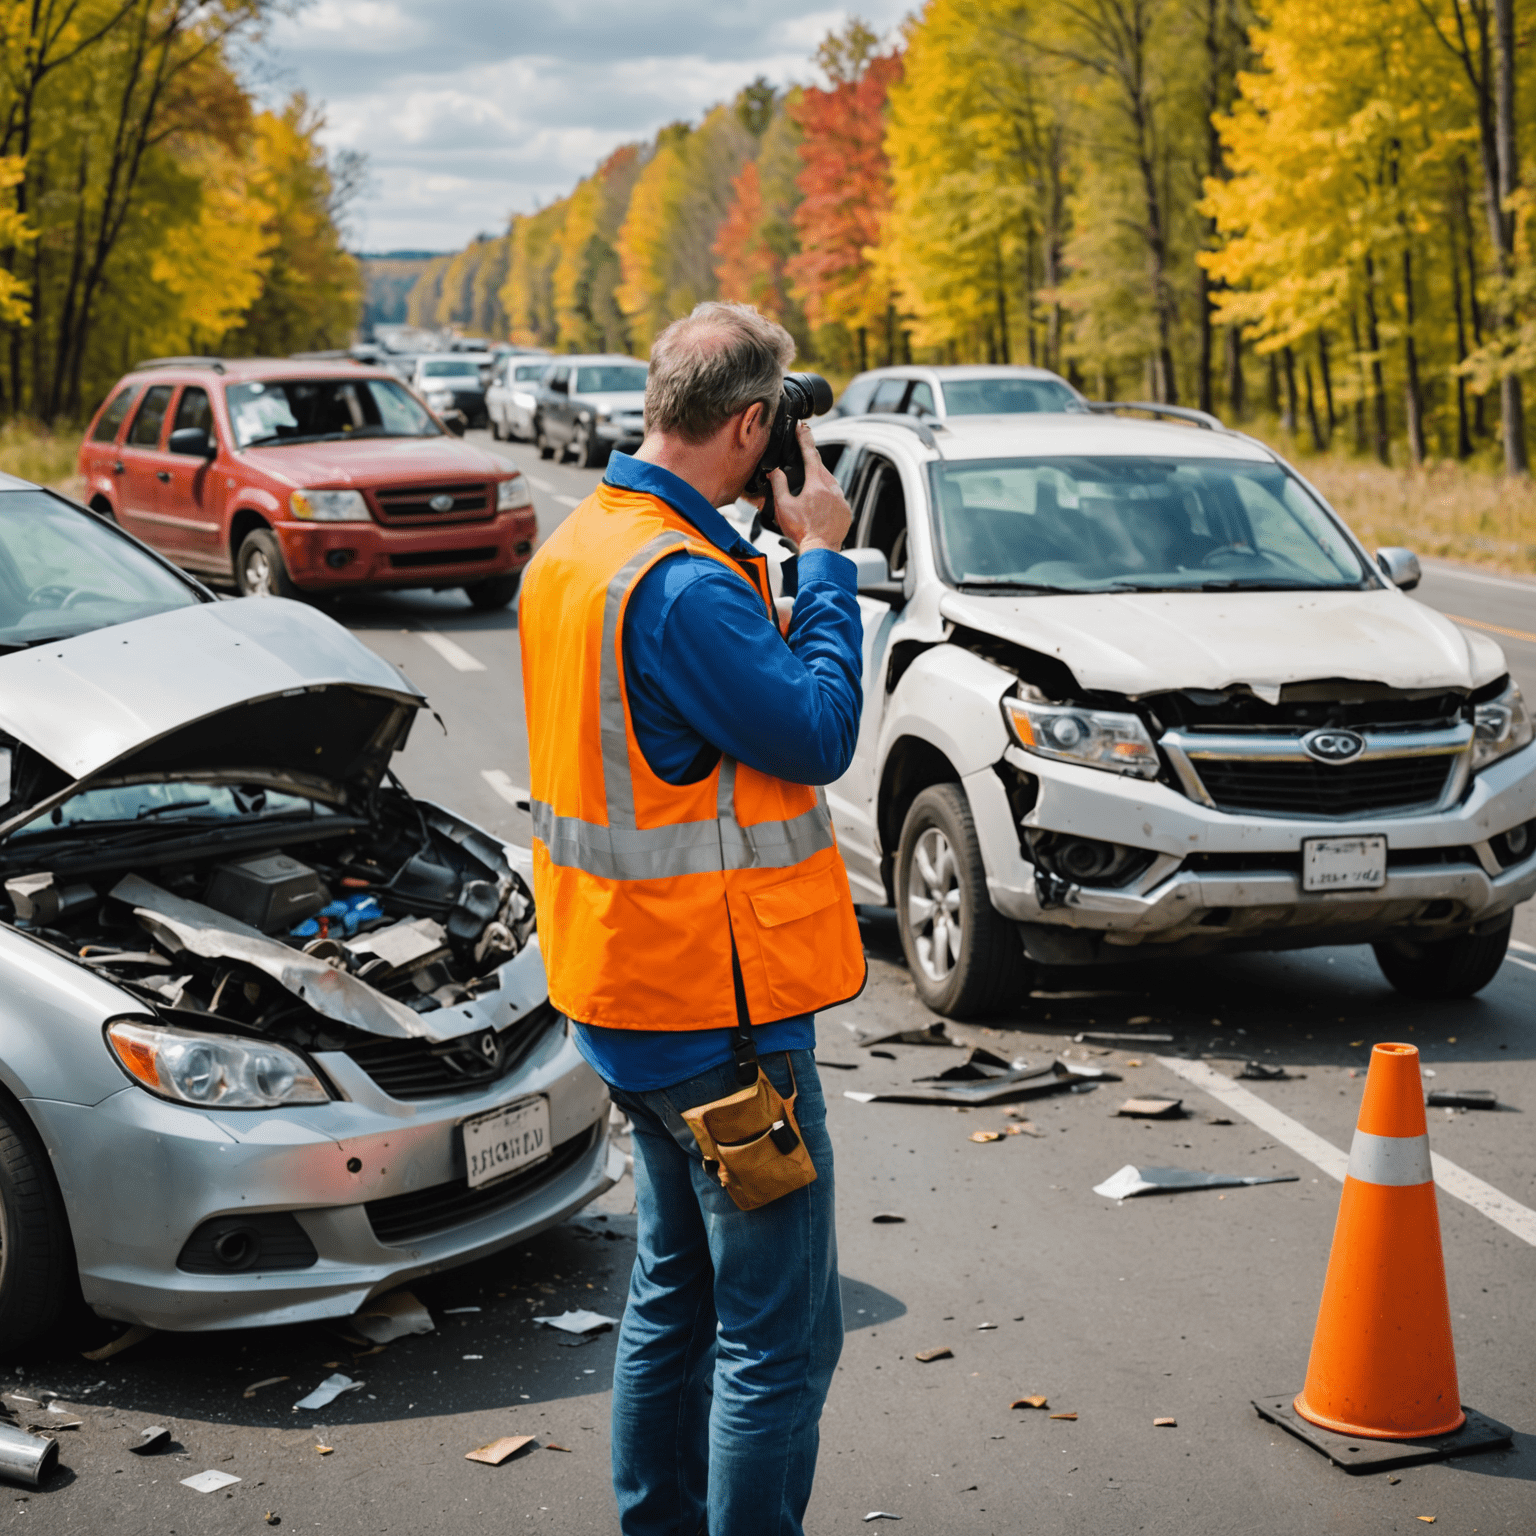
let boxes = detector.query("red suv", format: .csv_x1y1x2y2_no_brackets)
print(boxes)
77,357,537,608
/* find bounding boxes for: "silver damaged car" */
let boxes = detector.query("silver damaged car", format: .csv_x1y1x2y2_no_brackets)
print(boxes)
0,477,618,1346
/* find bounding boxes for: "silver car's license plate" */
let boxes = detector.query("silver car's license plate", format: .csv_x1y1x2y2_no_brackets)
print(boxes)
1302,836,1387,892
464,1097,550,1189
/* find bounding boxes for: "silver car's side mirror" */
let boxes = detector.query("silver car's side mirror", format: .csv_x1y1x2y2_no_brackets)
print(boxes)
1376,546,1421,591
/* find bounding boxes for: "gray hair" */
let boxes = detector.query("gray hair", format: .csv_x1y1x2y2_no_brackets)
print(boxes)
645,302,795,442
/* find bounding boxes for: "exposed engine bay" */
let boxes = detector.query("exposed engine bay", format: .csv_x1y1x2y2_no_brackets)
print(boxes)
0,777,537,1050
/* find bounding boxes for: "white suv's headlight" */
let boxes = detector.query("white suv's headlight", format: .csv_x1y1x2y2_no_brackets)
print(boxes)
1003,695,1161,779
1472,679,1534,771
497,473,533,511
426,389,455,409
289,489,369,522
107,1019,329,1108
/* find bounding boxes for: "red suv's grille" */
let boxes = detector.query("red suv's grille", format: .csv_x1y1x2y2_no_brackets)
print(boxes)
373,482,492,522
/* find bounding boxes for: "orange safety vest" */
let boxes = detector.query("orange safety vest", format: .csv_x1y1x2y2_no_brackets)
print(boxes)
519,480,866,1030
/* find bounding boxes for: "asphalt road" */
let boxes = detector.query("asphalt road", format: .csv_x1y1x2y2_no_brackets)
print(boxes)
14,433,1536,1535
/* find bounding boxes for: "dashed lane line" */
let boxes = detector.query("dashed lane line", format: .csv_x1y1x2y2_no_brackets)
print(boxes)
1442,611,1536,646
1508,956,1536,974
525,474,555,492
416,630,486,673
1423,560,1536,593
1157,1055,1536,1248
554,494,581,508
1511,939,1535,954
481,769,529,808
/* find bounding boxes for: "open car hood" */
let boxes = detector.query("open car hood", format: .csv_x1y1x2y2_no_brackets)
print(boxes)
0,599,423,836
937,587,1507,701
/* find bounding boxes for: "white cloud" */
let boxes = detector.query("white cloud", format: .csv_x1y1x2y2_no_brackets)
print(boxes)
262,0,910,252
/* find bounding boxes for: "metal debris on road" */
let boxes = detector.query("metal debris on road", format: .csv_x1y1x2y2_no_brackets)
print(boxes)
0,1424,59,1486
914,1347,953,1362
814,1058,859,1070
128,1426,171,1455
443,1306,482,1314
1075,1031,1173,1045
1093,1165,1300,1200
1011,1396,1049,1409
352,1290,434,1344
533,1309,619,1335
863,1513,902,1522
1426,1089,1501,1110
976,1323,998,1330
1239,1062,1292,1080
845,1059,1115,1109
465,1435,537,1466
851,1021,957,1049
1154,1417,1177,1427
871,1213,907,1223
1116,1097,1184,1118
293,1374,364,1411
915,1047,1024,1082
969,1130,1003,1143
181,1469,242,1493
870,1049,896,1059
82,1323,154,1361
242,1376,289,1399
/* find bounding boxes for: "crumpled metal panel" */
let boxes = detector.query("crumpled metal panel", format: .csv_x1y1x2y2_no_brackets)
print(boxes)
111,873,467,1043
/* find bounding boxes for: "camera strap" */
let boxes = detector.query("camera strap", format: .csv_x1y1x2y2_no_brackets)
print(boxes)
726,923,758,1088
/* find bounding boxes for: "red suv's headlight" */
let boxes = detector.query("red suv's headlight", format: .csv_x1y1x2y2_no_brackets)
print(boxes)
497,473,533,512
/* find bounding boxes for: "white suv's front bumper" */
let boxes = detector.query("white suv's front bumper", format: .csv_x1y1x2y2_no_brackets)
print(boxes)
968,739,1536,961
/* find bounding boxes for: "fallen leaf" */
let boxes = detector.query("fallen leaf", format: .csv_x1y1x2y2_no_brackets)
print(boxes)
1350,1040,1364,1048
1011,1395,1049,1410
1049,1412,1078,1421
1153,1417,1177,1427
968,1131,1003,1143
1126,1059,1143,1067
242,1376,289,1400
466,1435,537,1466
914,1347,953,1363
315,1446,333,1456
1417,1519,1435,1525
545,1443,572,1453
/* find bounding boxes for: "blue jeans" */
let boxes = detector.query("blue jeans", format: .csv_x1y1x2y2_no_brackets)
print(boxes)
607,1049,842,1536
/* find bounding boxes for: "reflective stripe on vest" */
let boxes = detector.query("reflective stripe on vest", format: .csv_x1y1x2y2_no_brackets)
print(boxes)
534,530,836,881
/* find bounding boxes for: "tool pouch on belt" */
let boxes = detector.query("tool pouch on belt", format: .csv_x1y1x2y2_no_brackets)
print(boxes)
682,1059,817,1212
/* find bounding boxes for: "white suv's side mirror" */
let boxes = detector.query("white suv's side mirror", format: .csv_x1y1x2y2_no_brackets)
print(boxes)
1376,546,1422,591
845,547,890,590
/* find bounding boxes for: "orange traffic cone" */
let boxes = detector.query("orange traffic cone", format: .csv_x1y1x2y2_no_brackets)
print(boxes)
1294,1041,1464,1439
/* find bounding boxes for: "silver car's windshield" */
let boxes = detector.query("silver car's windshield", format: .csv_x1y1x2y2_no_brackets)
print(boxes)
10,782,331,839
0,492,199,648
930,457,1371,593
575,366,647,393
941,379,1078,414
227,378,440,448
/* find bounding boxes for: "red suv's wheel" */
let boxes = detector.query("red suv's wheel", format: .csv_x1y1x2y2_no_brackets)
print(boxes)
236,528,299,599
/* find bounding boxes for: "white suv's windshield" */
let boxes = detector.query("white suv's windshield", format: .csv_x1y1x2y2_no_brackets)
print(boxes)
227,377,439,447
930,456,1370,593
941,378,1078,414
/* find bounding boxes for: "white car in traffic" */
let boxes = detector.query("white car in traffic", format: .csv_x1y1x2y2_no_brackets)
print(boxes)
487,354,551,442
784,405,1536,1018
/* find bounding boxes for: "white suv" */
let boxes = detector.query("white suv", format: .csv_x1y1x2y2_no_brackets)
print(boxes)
783,405,1536,1019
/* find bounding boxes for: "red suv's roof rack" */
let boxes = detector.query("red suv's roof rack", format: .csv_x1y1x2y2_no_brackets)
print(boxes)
133,356,227,374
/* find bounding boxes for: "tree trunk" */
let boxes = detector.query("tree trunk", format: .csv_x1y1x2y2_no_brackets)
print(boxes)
1225,326,1245,418
1401,244,1425,466
1317,330,1335,442
1447,214,1474,458
1349,310,1367,454
1281,345,1298,433
1491,0,1526,470
1362,256,1390,465
1304,361,1324,450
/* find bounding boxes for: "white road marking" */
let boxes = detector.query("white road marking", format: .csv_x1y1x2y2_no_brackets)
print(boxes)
1157,1055,1536,1247
1422,560,1536,594
1507,955,1536,974
416,630,486,672
554,494,580,508
526,475,555,492
481,769,529,807
1511,938,1536,954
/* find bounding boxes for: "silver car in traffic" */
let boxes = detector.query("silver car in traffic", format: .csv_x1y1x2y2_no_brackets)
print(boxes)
0,477,617,1343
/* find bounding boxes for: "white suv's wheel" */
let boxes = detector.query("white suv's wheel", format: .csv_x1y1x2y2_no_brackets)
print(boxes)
896,784,1028,1019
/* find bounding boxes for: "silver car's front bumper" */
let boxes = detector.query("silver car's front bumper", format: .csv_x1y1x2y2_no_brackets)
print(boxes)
969,738,1536,961
30,1019,617,1332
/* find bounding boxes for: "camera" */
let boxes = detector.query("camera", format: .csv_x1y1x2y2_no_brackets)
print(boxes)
745,372,833,531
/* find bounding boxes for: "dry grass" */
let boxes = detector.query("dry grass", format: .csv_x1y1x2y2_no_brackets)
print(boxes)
1295,456,1536,576
0,418,82,494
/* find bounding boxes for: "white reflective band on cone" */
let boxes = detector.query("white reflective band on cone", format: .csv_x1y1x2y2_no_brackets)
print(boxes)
1347,1129,1433,1187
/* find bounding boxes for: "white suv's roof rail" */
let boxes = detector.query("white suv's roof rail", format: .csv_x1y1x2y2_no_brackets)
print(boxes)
1083,400,1224,431
853,414,946,452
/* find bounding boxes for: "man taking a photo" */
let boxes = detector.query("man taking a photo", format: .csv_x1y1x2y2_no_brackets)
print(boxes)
519,301,865,1536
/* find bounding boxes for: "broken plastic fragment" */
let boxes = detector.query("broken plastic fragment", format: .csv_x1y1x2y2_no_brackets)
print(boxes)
129,1426,171,1455
352,1290,434,1344
442,1306,482,1314
914,1347,952,1363
1239,1061,1289,1080
293,1374,363,1411
853,1020,956,1048
1011,1396,1049,1410
181,1469,241,1493
316,1445,334,1455
871,1213,906,1224
1050,1412,1078,1421
1116,1097,1183,1118
533,1309,618,1335
82,1323,153,1361
465,1435,537,1465
863,1514,902,1523
1426,1089,1499,1110
969,1130,1003,1143
1093,1165,1300,1200
1153,1417,1177,1427
1075,1030,1173,1045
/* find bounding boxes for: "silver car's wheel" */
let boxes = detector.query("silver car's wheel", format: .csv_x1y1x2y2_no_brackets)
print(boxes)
908,827,962,983
0,1099,72,1349
895,783,1029,1019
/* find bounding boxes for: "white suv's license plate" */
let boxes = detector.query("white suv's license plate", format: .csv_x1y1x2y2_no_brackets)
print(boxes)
1303,836,1387,893
463,1097,550,1190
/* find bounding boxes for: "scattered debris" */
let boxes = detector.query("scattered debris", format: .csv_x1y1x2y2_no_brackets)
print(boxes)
1005,1122,1042,1137
352,1290,434,1344
863,1513,902,1522
1116,1097,1183,1119
1417,1519,1435,1525
242,1376,289,1399
1153,1417,1177,1428
545,1443,572,1453
293,1374,363,1411
265,1514,281,1526
814,1059,859,1070
129,1426,171,1455
1388,1477,1401,1485
976,1323,998,1331
1206,1115,1233,1126
316,1446,334,1456
465,1435,537,1466
82,1323,154,1361
1094,1165,1300,1200
0,1424,59,1486
870,1049,897,1060
1426,1089,1501,1110
1125,1060,1143,1068
443,1306,482,1315
533,1310,618,1336
33,1415,81,1431
845,1058,1115,1109
914,1347,953,1363
1011,1396,1049,1410
181,1470,242,1494
915,1047,1024,1082
871,1213,907,1224
969,1130,1003,1143
851,1021,957,1049
1075,1031,1173,1045
1239,1062,1292,1080
1050,1412,1078,1421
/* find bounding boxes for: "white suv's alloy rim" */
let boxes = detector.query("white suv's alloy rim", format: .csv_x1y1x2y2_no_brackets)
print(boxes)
244,548,273,596
909,826,962,982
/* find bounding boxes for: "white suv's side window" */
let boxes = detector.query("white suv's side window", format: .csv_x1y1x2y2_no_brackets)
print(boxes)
854,453,909,575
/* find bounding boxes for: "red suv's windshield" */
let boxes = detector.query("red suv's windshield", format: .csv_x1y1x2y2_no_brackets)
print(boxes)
227,377,440,449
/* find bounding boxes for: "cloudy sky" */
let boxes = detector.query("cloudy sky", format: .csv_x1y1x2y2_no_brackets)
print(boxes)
263,1,911,254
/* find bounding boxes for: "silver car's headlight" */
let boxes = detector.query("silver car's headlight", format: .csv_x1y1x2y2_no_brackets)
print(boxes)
289,489,369,522
107,1019,329,1109
1002,695,1161,780
497,472,533,511
1472,679,1534,771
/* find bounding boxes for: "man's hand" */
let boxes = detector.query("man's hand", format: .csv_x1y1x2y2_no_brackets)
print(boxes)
769,421,853,555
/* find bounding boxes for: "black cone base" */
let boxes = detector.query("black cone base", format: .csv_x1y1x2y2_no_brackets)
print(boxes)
1253,1394,1513,1475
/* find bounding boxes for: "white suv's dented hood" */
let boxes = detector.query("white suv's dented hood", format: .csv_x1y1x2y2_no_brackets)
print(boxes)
938,587,1507,700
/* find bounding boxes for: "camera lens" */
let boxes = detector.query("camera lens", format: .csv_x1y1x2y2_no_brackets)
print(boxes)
781,373,833,419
